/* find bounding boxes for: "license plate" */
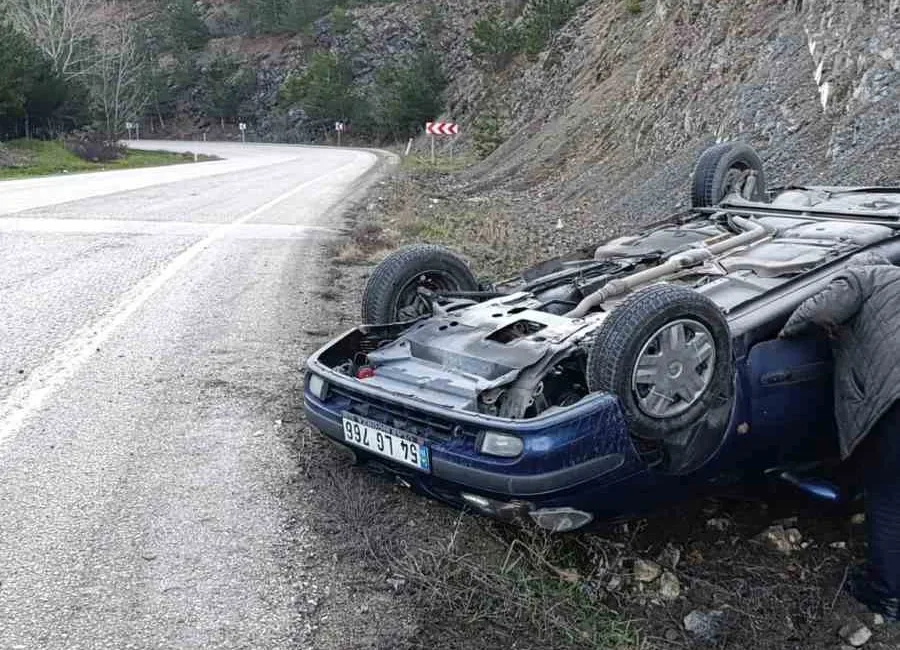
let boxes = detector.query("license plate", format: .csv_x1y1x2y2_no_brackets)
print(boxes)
341,413,431,473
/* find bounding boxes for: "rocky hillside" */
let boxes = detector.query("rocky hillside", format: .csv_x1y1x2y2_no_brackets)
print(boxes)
453,0,900,225
206,0,897,228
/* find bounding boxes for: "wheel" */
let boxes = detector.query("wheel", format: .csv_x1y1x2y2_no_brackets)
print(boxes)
691,141,767,207
361,244,479,324
586,284,733,442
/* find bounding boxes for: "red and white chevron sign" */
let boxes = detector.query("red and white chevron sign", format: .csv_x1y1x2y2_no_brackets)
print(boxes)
425,122,459,136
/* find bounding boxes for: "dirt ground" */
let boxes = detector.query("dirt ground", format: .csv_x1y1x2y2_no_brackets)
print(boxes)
286,162,900,650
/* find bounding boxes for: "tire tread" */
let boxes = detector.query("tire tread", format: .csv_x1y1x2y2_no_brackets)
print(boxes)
361,244,478,324
587,284,733,440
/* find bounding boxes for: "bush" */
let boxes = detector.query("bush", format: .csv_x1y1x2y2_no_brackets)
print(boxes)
467,8,523,72
472,111,505,159
521,0,583,59
328,5,354,34
468,1,583,70
64,132,125,162
625,0,641,14
366,50,447,140
280,51,363,122
0,143,16,168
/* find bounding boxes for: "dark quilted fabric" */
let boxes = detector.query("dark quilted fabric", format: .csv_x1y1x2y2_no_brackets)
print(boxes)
781,254,900,458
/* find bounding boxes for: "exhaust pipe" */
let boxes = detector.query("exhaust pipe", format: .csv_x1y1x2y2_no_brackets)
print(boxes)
565,216,771,318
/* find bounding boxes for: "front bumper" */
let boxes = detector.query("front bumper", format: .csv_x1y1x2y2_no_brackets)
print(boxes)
303,350,646,526
305,394,629,497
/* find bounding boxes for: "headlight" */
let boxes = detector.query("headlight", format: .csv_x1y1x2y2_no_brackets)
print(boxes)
307,373,328,400
479,432,524,458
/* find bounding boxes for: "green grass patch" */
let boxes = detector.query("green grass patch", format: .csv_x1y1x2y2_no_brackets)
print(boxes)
400,154,472,174
0,139,214,180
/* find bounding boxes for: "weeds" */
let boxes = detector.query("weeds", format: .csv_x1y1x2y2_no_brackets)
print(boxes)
300,432,640,649
400,155,471,174
327,220,395,264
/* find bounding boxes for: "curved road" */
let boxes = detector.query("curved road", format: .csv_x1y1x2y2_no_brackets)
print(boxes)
0,142,383,648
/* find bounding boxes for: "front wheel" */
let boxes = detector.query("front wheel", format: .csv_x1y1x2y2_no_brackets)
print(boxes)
586,284,733,443
361,244,479,324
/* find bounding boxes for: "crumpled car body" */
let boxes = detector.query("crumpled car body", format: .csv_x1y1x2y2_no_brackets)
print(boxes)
304,183,900,532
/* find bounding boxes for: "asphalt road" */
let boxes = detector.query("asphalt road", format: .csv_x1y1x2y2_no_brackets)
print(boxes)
0,142,383,649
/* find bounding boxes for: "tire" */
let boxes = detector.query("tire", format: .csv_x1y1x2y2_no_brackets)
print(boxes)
586,284,733,441
361,244,479,324
691,141,767,208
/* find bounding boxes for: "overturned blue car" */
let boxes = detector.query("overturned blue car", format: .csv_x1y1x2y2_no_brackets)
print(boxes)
303,142,900,532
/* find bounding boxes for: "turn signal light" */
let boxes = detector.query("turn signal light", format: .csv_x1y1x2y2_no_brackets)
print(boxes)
479,431,524,458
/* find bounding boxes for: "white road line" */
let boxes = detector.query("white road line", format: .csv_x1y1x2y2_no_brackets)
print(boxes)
0,217,341,239
0,154,371,444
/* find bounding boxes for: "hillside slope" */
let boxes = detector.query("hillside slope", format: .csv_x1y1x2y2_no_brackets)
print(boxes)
250,0,897,227
188,0,898,236
453,0,899,224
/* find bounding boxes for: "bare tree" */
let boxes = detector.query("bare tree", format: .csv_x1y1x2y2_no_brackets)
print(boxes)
5,0,98,80
91,16,150,137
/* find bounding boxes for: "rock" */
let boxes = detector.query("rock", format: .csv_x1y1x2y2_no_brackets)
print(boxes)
633,559,662,583
657,543,682,569
706,517,731,531
757,525,801,553
683,609,725,642
606,574,622,592
664,628,679,642
659,571,681,600
852,513,867,525
830,541,848,549
872,613,885,626
386,577,406,591
838,618,872,647
785,528,803,545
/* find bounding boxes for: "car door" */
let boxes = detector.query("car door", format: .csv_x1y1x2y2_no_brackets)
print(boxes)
746,335,839,466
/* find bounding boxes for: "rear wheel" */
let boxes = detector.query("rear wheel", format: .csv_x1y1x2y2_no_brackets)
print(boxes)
361,244,479,324
691,141,767,207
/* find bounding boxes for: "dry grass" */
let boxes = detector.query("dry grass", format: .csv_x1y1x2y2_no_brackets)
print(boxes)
301,437,641,650
291,413,640,650
370,177,545,279
327,220,396,265
400,154,474,174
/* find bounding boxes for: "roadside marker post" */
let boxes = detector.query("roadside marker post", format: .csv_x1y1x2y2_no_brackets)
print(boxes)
335,121,345,146
239,122,247,143
425,122,460,164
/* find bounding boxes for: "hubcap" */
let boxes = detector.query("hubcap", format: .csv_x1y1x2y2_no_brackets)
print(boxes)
632,319,716,419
